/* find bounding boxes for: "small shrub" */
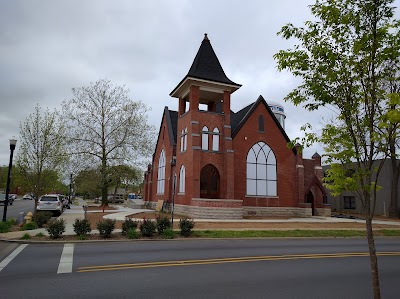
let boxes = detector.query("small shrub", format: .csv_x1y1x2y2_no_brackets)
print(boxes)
35,232,45,237
21,221,39,231
7,218,16,226
97,219,116,238
126,228,140,239
0,221,13,233
46,219,66,239
73,218,92,236
179,218,195,237
162,228,175,239
122,218,138,234
33,211,53,228
21,233,31,240
139,219,156,237
78,234,87,240
156,216,172,235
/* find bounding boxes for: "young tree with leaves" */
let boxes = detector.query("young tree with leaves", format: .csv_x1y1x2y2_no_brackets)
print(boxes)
109,164,142,198
380,41,400,218
16,104,66,213
74,168,102,199
62,79,155,206
274,1,400,298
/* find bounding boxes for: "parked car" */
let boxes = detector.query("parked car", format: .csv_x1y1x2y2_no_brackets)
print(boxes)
37,194,64,215
107,194,125,203
23,194,33,200
0,193,15,205
9,194,17,200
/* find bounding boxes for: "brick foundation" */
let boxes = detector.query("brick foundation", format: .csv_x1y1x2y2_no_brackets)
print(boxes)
243,206,312,218
316,208,331,217
144,201,330,219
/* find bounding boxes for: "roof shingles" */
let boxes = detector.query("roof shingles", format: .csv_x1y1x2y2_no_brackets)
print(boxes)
186,34,240,86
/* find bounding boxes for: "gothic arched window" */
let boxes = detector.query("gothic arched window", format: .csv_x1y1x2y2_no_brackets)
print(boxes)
157,149,165,194
179,165,185,193
180,127,188,152
246,142,277,196
202,126,209,150
212,127,219,151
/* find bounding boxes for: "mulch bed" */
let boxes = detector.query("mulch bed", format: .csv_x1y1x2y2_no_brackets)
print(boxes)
6,210,400,242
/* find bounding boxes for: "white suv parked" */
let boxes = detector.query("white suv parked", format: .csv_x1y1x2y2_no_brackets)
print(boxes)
37,194,64,215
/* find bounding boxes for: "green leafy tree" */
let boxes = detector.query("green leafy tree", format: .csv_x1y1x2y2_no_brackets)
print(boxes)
274,1,400,297
109,165,142,198
380,53,400,218
16,104,66,212
62,80,155,206
74,168,102,199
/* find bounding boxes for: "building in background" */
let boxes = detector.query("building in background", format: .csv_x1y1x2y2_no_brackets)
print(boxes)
323,160,400,216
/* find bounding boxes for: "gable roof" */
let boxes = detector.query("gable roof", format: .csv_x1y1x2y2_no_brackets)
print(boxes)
163,96,295,154
231,95,296,154
304,175,327,196
230,102,253,132
170,34,241,96
157,107,178,147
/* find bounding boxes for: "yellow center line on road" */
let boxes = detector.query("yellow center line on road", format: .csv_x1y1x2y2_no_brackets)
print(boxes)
77,251,400,273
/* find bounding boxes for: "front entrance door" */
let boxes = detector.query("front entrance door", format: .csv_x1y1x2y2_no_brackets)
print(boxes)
306,191,315,216
200,164,220,199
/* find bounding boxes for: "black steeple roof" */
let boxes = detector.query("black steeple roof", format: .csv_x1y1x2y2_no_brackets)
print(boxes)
186,34,240,86
170,34,241,96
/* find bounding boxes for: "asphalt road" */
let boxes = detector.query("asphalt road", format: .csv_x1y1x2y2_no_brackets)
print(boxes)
0,238,399,298
0,197,35,221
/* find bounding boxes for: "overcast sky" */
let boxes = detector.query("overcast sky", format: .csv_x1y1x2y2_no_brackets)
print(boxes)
1,0,399,167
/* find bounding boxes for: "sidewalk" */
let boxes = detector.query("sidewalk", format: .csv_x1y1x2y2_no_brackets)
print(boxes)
0,199,154,240
1,199,400,241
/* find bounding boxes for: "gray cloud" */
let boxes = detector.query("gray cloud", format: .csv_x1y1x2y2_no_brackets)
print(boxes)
1,0,398,165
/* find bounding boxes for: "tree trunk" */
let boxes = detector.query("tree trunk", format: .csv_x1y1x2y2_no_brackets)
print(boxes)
101,159,108,207
365,216,381,299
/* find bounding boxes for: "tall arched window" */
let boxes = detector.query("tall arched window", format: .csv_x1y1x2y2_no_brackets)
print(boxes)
157,149,165,194
246,142,277,196
212,127,219,151
202,126,209,150
179,165,185,193
258,115,264,132
184,127,187,151
180,129,184,152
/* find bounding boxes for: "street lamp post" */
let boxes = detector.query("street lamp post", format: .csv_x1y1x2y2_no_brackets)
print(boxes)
69,173,72,204
2,138,17,222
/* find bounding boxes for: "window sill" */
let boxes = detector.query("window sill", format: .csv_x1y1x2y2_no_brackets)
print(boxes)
245,195,279,198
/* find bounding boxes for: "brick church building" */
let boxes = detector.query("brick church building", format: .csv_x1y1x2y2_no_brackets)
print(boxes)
143,34,330,219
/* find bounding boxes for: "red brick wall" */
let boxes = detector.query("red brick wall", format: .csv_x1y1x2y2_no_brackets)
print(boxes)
304,158,324,206
145,94,327,216
232,102,298,207
147,112,175,204
175,87,232,205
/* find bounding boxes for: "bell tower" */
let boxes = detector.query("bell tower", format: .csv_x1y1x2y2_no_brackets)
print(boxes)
170,34,241,202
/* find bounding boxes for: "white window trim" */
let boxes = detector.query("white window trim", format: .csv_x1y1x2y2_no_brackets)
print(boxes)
202,126,209,150
246,142,277,196
157,149,166,194
179,165,185,193
212,127,219,151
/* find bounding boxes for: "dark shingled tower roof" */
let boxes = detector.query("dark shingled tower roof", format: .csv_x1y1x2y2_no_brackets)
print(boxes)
170,34,241,96
186,34,240,86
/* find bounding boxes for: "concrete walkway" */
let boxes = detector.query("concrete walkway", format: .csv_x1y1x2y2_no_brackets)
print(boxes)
1,198,400,241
